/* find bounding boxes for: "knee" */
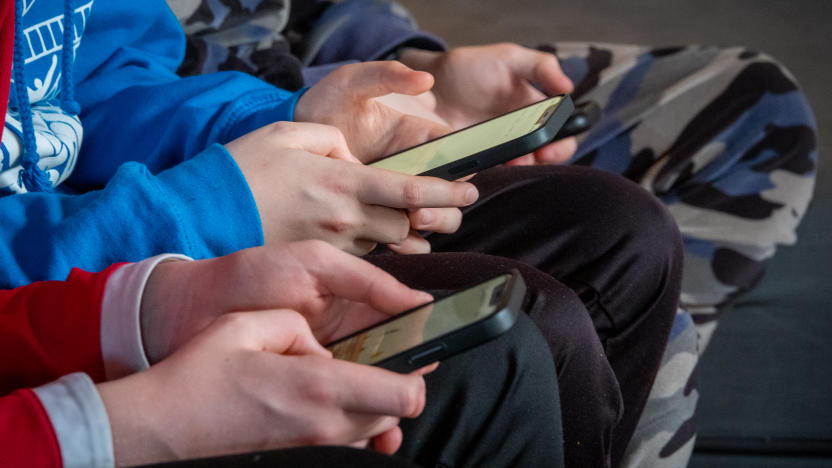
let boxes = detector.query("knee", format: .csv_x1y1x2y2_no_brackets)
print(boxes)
543,167,683,336
714,48,817,176
517,262,604,364
565,166,684,286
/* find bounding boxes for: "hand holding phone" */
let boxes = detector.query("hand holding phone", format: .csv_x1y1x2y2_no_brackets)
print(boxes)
370,95,574,180
328,270,526,373
554,101,601,140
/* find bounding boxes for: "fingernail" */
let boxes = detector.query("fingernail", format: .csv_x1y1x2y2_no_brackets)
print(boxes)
465,187,479,205
419,210,434,226
416,291,433,302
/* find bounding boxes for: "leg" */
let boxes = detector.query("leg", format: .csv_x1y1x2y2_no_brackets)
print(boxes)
541,41,817,467
370,252,616,468
425,165,684,467
401,313,564,468
552,43,818,347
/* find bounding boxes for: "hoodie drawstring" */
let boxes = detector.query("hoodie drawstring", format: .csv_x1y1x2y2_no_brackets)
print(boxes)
60,0,79,115
11,0,79,193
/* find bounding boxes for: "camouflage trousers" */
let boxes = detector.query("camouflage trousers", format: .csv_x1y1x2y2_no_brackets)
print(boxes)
550,42,818,467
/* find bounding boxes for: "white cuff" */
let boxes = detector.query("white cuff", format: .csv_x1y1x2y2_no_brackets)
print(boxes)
100,254,192,380
33,373,114,468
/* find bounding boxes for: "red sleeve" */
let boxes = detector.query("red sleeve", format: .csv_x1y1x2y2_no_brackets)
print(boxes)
0,389,62,468
0,264,125,396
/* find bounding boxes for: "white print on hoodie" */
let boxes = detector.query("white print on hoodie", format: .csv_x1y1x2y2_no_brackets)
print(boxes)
1,0,92,194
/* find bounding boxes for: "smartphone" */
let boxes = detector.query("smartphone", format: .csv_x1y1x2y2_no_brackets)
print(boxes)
327,270,526,373
554,101,601,140
370,95,574,179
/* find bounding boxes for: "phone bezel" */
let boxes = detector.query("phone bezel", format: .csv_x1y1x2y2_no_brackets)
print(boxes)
370,95,574,180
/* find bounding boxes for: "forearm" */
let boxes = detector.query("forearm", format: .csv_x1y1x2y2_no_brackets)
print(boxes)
71,0,302,190
0,144,261,288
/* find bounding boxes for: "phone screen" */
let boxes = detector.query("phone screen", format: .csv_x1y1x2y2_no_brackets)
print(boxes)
370,96,564,175
328,274,511,365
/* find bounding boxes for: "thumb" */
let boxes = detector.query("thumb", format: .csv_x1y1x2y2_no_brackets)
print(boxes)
346,61,435,101
274,121,361,163
228,309,332,358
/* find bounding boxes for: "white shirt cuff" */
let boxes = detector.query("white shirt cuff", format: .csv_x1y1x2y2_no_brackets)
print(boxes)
33,373,114,468
100,254,192,380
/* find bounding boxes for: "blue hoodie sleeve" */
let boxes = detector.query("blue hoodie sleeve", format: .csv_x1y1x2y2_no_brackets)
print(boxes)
0,144,263,289
69,0,302,191
303,0,447,67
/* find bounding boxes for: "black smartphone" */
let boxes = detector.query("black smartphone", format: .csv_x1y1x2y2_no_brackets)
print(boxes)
554,101,601,140
327,270,526,373
370,95,574,180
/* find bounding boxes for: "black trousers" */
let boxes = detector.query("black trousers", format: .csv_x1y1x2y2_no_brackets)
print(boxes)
372,164,683,467
145,165,681,468
141,314,564,468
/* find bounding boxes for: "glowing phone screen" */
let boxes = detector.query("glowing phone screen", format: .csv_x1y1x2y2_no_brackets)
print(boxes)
328,274,510,365
370,96,563,175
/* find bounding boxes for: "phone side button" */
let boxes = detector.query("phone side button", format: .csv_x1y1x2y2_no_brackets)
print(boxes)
409,344,447,367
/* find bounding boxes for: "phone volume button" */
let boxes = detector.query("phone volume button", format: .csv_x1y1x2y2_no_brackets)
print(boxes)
409,344,447,366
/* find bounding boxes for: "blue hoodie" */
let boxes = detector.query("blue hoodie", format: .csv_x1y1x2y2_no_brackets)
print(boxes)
1,0,443,288
0,0,308,287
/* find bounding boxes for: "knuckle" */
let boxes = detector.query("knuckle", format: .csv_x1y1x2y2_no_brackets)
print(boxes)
327,124,347,143
496,42,517,56
446,209,463,231
304,425,341,446
268,120,293,135
322,174,355,196
214,312,252,334
281,309,308,331
301,373,337,407
399,378,425,417
320,212,359,235
401,181,424,206
386,59,408,72
395,222,410,243
540,53,562,71
333,62,358,78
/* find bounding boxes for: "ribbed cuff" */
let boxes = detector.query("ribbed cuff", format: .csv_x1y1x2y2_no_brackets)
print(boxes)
33,373,114,468
100,254,192,380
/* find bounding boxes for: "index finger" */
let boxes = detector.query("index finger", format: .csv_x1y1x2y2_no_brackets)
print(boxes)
354,166,479,209
301,241,433,314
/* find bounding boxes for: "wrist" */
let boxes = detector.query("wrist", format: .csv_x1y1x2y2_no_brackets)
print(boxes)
140,259,199,365
97,374,174,467
293,91,314,123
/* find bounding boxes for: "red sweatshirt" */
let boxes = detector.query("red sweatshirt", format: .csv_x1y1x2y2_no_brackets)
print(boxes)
0,265,121,467
0,253,188,468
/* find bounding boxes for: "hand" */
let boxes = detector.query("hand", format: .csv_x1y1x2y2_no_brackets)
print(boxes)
140,241,434,364
225,121,478,255
295,61,454,163
398,43,578,165
98,310,428,466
